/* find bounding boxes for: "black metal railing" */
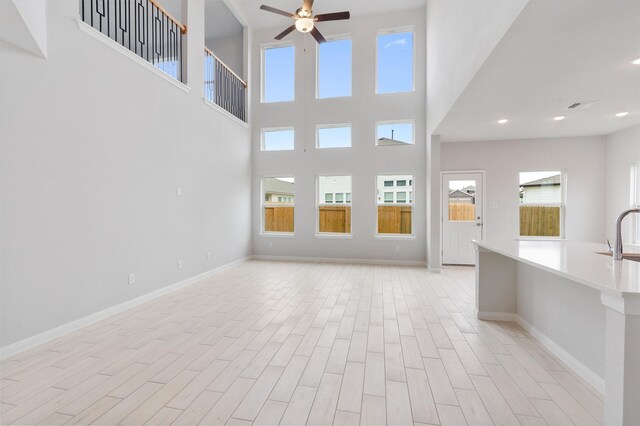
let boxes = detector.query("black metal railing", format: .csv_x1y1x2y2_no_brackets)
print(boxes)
205,48,247,122
80,0,186,82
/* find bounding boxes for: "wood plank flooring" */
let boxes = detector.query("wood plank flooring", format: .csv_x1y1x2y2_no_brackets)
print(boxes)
0,261,603,425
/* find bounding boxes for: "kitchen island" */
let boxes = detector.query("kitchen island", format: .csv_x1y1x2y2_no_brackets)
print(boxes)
474,240,640,426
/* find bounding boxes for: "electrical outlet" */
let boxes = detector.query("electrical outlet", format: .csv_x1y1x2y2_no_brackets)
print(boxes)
268,241,273,248
177,187,182,197
207,252,212,261
177,260,183,270
128,273,135,285
395,245,400,252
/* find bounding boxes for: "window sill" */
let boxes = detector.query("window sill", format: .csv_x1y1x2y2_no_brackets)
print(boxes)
260,232,295,238
374,234,416,240
315,233,353,239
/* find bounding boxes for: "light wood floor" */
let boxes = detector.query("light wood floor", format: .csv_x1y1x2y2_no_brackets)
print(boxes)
0,261,603,425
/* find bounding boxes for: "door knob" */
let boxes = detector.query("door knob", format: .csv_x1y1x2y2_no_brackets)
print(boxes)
476,223,483,227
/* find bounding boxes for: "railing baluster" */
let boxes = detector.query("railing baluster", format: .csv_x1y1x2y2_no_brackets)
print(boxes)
81,0,185,83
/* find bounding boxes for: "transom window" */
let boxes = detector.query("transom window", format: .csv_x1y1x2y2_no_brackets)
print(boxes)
317,37,352,99
376,121,415,146
262,128,294,151
377,30,414,94
317,125,352,149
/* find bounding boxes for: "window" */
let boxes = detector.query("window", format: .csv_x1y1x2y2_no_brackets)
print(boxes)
376,121,415,146
448,180,477,222
346,193,352,203
262,44,294,103
317,125,352,149
397,180,407,187
377,30,414,94
377,174,413,235
263,177,295,233
317,37,352,98
325,193,333,203
384,180,394,187
262,128,294,151
318,176,352,234
519,171,564,238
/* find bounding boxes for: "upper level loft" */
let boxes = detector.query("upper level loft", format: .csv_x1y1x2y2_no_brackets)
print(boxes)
79,0,247,122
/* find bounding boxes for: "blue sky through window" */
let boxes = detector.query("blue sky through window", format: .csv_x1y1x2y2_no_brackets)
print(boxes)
318,126,351,148
264,45,294,102
377,31,414,93
377,122,414,144
318,38,352,98
263,129,295,151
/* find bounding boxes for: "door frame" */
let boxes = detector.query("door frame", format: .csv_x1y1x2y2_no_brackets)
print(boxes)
440,170,486,265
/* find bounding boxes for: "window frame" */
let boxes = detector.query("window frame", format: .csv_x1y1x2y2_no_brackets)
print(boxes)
375,173,415,238
316,34,353,99
261,127,295,151
375,27,416,95
261,175,296,236
316,174,353,238
316,123,353,149
518,170,566,240
261,42,295,104
375,119,416,146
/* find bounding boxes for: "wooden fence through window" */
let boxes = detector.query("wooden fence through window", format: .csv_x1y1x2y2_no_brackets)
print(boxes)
264,206,294,233
448,204,475,221
319,206,351,233
377,206,412,234
520,205,561,237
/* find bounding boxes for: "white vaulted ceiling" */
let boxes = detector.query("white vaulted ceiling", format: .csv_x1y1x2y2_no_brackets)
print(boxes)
435,0,640,142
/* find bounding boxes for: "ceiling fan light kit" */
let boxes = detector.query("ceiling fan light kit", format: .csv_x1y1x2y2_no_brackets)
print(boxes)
260,0,350,43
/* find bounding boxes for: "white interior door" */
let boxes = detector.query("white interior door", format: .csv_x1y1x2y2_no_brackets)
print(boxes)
442,172,483,265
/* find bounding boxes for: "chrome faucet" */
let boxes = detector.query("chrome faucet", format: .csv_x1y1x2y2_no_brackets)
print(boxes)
614,208,640,260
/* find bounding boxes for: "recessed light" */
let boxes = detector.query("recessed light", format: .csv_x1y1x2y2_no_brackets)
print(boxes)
497,119,509,124
616,112,629,117
632,57,640,65
553,116,566,121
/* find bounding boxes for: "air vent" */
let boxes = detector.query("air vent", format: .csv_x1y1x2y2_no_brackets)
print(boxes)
567,100,599,110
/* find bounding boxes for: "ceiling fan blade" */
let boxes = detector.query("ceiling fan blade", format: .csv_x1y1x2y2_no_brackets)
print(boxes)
274,25,296,40
315,11,350,22
302,0,314,12
310,27,326,44
260,5,294,18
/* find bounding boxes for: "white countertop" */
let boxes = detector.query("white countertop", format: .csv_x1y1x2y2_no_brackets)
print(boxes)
474,240,640,296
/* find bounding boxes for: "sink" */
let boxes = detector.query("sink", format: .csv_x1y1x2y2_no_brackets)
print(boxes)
596,252,640,262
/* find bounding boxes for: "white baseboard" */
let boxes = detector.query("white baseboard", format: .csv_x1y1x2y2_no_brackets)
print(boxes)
0,257,250,360
252,254,427,267
477,311,517,321
514,315,605,395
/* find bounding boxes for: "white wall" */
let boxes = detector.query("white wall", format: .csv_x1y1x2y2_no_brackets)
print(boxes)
604,125,640,244
206,34,244,78
251,9,426,263
0,0,252,348
425,0,528,269
440,136,607,244
425,0,528,134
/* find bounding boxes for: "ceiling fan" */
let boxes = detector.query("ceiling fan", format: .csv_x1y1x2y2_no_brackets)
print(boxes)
260,0,350,44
